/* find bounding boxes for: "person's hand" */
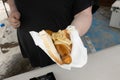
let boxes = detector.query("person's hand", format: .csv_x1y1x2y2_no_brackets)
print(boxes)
8,10,21,29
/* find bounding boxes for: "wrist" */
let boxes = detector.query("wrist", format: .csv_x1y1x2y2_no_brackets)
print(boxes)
10,7,18,12
7,0,18,12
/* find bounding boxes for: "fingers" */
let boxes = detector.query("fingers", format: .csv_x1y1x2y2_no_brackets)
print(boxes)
8,12,21,29
14,12,21,20
8,17,20,29
10,20,20,29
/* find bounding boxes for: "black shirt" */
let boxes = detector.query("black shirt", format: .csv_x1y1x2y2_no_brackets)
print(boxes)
15,0,91,31
15,0,92,67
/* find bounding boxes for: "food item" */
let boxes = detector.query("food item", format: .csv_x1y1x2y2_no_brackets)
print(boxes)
51,30,72,64
39,29,72,65
39,30,63,64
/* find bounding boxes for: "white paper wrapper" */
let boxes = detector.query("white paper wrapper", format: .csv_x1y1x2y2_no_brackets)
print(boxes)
29,26,87,70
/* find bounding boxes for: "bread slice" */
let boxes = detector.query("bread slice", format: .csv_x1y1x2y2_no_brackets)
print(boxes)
55,44,72,64
39,30,63,65
51,30,72,64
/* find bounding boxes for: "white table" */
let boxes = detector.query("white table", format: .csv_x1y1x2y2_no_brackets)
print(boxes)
4,45,120,80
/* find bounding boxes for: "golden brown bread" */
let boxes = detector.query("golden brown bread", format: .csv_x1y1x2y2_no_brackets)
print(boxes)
45,29,72,64
52,30,72,64
45,30,53,36
55,44,72,64
39,30,63,65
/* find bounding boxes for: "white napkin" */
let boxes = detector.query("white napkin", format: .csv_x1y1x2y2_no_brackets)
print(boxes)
29,26,88,70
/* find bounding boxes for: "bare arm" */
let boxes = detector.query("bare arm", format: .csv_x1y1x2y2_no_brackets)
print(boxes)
7,0,17,12
6,0,21,28
71,6,92,36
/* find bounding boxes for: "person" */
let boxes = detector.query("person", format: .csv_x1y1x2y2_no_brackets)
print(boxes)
7,0,92,67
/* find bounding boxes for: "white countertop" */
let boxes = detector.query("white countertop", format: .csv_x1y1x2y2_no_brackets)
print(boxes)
4,45,120,80
112,1,120,8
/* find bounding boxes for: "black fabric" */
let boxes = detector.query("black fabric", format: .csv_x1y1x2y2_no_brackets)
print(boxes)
72,0,92,15
91,0,99,14
15,0,92,67
17,27,55,67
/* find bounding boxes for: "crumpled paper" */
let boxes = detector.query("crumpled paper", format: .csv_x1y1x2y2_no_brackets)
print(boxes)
29,26,87,70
